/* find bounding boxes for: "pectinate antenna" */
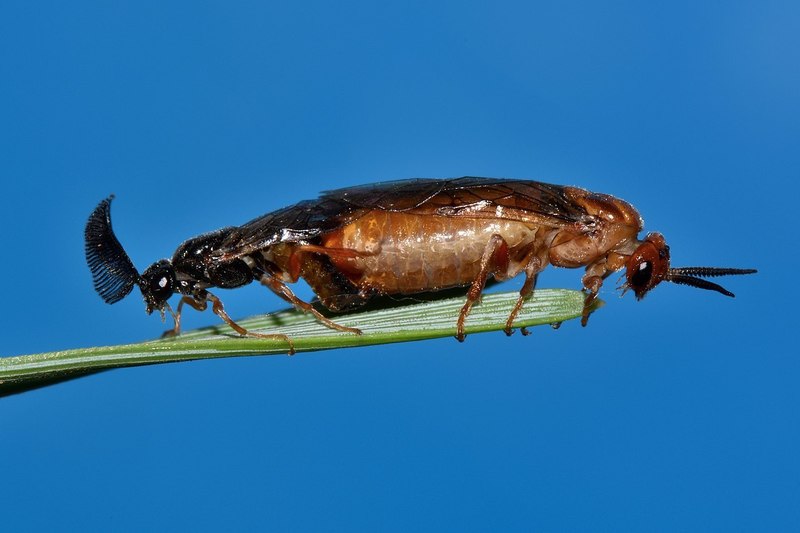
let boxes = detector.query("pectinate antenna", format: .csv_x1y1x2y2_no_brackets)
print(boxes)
84,195,140,304
666,267,757,298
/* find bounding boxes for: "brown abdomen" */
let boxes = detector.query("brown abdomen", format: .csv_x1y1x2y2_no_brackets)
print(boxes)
320,211,541,294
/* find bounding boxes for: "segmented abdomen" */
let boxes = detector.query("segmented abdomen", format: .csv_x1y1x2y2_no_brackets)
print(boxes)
321,211,543,294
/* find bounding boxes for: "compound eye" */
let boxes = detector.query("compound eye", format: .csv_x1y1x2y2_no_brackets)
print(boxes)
630,260,653,291
625,233,671,300
148,271,173,300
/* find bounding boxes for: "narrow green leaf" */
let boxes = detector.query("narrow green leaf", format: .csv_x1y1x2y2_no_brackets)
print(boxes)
0,289,601,396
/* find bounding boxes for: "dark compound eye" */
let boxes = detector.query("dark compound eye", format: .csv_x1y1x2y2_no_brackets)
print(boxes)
149,274,173,300
140,260,176,307
631,260,653,289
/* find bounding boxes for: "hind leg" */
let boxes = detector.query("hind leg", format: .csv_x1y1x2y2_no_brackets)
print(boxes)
259,274,362,335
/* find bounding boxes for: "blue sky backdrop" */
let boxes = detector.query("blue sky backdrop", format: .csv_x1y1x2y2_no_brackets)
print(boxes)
1,1,797,531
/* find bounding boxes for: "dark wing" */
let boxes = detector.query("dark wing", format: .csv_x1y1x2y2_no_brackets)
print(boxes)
326,177,588,224
217,177,589,258
215,196,365,258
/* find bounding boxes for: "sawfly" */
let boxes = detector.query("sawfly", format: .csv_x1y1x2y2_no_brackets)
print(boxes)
85,177,756,352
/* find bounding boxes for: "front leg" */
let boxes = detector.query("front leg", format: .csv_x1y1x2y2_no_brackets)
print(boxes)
162,295,206,337
581,261,611,326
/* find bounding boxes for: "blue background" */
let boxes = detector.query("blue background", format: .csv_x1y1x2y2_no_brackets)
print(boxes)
1,1,797,531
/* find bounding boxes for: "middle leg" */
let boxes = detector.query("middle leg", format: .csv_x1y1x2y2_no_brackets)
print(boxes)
503,253,546,336
456,234,509,342
168,293,296,354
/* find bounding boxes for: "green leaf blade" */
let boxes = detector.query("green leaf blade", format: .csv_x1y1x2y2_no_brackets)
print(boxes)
0,289,601,396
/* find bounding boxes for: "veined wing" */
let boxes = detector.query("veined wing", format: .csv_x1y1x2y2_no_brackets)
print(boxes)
216,177,590,259
327,177,589,225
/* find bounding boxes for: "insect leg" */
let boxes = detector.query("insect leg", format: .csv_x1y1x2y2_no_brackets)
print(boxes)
259,275,363,335
457,234,508,342
161,296,199,337
503,254,546,336
158,296,215,337
205,291,296,354
581,262,611,326
168,294,296,354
